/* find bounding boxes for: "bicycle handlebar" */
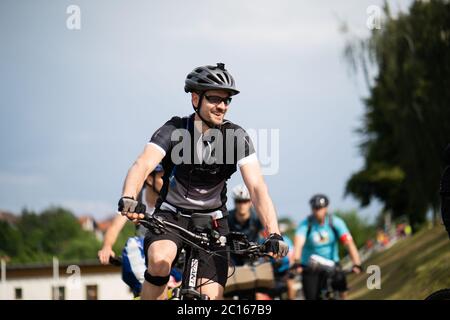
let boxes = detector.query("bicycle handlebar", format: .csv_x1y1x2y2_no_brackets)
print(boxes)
138,215,267,257
108,256,122,266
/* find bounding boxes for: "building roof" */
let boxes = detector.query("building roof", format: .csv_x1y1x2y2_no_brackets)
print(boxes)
0,210,19,224
97,217,114,233
3,259,121,278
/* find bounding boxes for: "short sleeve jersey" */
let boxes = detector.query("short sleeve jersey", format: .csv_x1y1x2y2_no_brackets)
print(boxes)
149,113,256,215
295,215,351,264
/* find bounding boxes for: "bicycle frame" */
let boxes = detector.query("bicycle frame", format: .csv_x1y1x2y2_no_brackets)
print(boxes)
171,246,209,300
139,216,265,300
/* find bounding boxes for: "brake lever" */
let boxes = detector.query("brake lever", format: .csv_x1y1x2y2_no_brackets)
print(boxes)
139,216,166,234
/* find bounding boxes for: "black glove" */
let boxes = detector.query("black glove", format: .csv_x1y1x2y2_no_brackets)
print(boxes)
118,197,146,216
263,233,289,257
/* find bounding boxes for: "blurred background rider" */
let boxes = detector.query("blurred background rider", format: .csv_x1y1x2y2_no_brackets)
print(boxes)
98,165,181,297
227,184,264,266
293,194,362,300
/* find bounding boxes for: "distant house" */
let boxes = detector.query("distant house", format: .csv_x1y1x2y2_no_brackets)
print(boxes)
0,211,19,225
96,218,113,234
78,216,97,232
78,215,114,242
0,260,133,300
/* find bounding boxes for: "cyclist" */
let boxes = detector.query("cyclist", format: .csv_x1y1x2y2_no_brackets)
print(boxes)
118,62,289,300
227,184,264,266
441,143,450,238
293,194,362,300
270,222,296,299
98,165,181,296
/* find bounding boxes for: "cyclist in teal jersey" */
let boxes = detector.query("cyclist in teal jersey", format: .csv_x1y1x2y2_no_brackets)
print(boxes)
293,194,362,300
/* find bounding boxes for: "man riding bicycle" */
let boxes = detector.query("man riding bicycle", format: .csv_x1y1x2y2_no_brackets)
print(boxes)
118,63,288,300
293,194,362,300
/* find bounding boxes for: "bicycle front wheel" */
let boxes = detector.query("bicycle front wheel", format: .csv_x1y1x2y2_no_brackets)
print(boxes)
425,289,450,300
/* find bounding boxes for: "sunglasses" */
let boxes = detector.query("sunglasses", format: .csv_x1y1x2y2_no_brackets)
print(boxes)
204,95,232,106
235,199,251,204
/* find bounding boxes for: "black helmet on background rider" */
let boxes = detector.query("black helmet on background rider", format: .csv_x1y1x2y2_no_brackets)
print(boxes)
184,63,239,128
309,194,329,209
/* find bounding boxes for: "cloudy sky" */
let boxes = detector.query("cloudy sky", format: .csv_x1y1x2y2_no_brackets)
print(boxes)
0,0,413,223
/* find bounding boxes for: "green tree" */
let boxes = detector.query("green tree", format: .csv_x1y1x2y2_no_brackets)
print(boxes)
0,221,22,258
343,0,450,229
11,207,102,264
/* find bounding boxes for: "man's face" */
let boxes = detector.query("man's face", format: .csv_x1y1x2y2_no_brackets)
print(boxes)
192,89,231,126
235,199,252,216
146,171,164,193
312,206,328,221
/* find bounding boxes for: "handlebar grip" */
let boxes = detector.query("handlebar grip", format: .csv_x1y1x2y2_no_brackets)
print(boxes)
109,256,122,266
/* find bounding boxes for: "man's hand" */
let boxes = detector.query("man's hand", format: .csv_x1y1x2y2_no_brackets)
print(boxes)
352,264,363,274
263,233,289,259
118,196,146,222
292,260,303,274
98,246,115,265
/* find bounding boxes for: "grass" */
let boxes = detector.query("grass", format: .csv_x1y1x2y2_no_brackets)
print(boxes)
347,225,450,300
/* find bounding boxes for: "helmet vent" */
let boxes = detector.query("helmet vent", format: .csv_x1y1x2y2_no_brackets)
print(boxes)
223,72,230,83
207,74,221,84
216,73,225,83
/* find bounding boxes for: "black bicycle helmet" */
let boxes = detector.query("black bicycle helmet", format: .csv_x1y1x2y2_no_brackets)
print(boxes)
309,194,329,209
184,62,240,96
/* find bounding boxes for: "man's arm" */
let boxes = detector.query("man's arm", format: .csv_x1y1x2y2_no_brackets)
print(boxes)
120,143,165,220
122,143,165,199
239,160,279,235
98,214,128,264
344,239,362,273
293,234,306,262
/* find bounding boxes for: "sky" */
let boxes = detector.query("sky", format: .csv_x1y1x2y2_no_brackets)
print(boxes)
0,0,414,224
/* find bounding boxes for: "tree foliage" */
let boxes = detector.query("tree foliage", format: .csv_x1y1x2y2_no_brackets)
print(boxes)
343,0,450,229
0,207,103,264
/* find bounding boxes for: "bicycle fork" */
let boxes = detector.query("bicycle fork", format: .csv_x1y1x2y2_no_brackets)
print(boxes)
171,248,209,300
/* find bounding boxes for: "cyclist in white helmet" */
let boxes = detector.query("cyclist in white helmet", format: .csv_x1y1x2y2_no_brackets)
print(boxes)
227,184,264,266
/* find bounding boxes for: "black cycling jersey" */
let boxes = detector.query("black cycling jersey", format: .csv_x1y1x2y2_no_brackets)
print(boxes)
149,113,256,216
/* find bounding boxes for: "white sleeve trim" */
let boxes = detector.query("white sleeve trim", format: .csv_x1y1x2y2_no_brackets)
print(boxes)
147,142,166,157
237,153,258,168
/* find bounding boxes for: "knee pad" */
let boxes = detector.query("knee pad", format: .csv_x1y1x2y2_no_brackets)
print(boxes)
144,270,170,286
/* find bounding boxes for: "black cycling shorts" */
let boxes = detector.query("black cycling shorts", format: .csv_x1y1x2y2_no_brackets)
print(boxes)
302,267,348,300
144,209,230,288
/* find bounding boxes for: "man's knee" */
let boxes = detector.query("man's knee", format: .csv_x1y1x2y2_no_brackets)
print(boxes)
147,240,177,277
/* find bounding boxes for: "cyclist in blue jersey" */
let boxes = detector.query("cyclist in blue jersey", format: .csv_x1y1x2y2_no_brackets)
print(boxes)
269,222,296,299
293,194,362,300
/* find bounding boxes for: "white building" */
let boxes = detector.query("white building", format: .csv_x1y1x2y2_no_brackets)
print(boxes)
0,259,134,300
